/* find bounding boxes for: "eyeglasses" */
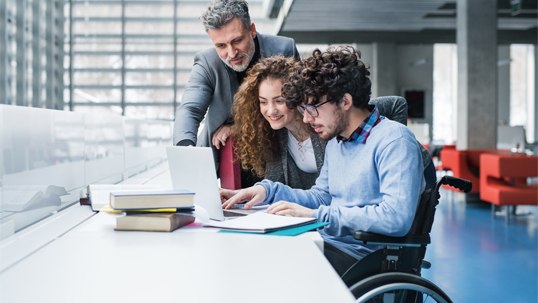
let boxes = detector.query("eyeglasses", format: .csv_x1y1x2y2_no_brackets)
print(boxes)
297,100,331,118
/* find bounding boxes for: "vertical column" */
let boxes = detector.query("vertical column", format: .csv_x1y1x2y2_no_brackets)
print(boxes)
16,0,27,106
46,0,65,110
46,0,54,109
55,0,65,110
173,0,178,113
32,0,42,108
497,45,510,125
0,0,8,104
372,42,396,98
456,0,498,150
534,45,537,144
121,0,126,115
69,0,73,111
534,44,538,143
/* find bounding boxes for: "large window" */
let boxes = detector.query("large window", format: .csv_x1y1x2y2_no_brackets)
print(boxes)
67,0,207,120
1,0,273,120
433,43,536,146
510,44,535,143
432,44,457,144
67,0,271,120
0,0,64,109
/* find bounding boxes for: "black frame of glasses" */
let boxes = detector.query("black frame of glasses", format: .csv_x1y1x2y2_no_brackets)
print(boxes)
297,100,331,117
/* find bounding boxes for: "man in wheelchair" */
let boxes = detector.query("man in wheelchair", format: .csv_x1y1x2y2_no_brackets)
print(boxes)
223,45,426,278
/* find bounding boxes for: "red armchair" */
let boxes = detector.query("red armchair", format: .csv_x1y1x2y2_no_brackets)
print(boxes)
435,145,455,171
479,153,538,223
219,137,241,190
439,148,508,193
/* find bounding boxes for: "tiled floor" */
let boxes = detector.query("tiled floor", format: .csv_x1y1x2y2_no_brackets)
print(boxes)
421,190,538,303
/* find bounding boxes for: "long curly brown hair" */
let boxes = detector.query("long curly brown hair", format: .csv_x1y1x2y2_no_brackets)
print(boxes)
232,55,304,178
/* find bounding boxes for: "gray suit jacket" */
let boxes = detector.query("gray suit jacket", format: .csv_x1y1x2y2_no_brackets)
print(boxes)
173,33,300,166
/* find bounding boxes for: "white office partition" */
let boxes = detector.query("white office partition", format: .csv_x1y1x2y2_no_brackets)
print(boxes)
0,105,172,239
148,120,172,159
0,105,86,237
124,119,172,178
124,118,150,178
84,114,125,185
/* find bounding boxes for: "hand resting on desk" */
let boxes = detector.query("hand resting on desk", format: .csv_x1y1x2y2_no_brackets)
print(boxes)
267,201,314,218
222,185,267,210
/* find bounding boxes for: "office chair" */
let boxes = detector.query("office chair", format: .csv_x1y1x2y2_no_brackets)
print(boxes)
341,176,472,303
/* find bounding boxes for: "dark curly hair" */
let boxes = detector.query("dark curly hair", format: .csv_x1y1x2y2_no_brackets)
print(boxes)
231,55,305,177
282,45,372,110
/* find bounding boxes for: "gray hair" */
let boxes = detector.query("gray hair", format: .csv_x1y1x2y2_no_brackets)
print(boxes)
200,0,251,32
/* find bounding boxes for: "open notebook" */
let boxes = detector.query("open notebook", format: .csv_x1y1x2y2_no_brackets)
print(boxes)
204,212,317,233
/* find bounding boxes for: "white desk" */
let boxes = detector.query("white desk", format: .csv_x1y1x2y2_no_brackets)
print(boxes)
0,168,355,303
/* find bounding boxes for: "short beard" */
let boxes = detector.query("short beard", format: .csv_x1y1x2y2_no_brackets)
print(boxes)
317,106,348,141
220,34,256,72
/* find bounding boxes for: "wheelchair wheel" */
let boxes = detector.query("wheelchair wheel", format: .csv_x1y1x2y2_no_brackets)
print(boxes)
349,272,452,303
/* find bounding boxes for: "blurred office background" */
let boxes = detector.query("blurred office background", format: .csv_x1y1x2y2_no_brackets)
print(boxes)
1,0,536,147
0,1,537,302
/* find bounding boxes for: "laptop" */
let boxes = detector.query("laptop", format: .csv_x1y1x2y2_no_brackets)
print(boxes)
166,146,258,221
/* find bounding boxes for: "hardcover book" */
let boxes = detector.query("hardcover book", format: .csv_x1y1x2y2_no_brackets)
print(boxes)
110,189,194,210
115,213,195,232
100,204,192,214
87,184,162,211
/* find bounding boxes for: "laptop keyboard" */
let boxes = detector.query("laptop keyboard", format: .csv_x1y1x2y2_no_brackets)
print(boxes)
229,202,268,209
223,210,248,217
223,203,269,217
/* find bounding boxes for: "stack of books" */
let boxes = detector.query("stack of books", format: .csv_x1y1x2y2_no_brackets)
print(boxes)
87,184,162,212
107,189,196,232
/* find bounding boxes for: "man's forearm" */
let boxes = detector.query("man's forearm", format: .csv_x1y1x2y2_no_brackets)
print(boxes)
176,139,195,146
258,179,329,209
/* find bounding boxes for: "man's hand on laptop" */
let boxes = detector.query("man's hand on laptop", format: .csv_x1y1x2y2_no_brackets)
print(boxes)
267,201,314,218
221,185,267,210
219,188,239,203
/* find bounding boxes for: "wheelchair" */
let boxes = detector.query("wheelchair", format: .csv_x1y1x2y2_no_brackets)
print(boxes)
341,176,472,303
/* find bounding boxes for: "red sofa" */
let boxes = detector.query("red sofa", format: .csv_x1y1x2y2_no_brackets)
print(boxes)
479,153,537,212
439,148,507,194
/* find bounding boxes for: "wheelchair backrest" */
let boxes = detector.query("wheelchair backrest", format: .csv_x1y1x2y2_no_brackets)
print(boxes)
406,176,473,237
406,189,438,237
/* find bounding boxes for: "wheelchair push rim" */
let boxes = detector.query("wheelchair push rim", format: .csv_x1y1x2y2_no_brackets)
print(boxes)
350,272,452,303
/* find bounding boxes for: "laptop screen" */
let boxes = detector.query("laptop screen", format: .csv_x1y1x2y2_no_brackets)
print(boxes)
166,146,225,221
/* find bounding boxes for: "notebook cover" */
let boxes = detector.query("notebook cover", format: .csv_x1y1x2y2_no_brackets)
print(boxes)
218,222,330,236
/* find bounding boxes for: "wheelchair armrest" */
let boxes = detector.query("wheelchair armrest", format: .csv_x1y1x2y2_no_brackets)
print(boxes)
354,231,431,246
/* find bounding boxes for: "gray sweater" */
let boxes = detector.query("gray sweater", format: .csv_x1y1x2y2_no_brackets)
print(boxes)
260,117,425,260
370,96,432,171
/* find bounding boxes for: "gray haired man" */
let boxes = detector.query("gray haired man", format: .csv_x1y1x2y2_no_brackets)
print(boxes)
173,0,300,178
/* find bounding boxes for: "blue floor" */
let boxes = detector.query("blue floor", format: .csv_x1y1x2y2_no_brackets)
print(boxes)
421,190,538,303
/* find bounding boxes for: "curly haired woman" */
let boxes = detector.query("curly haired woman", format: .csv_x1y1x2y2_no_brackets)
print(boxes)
229,55,327,191
220,51,434,204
